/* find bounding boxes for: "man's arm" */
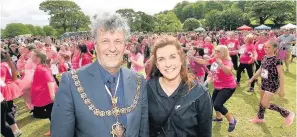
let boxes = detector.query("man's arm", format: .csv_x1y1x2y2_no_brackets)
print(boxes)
51,72,75,137
139,77,149,137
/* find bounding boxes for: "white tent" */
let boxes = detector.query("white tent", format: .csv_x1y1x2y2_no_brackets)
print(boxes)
194,27,205,32
280,23,297,29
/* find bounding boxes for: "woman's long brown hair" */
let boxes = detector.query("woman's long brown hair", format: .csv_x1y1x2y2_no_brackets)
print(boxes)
149,35,194,89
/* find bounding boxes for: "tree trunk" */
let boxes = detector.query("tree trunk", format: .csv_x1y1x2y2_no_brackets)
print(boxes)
259,17,265,25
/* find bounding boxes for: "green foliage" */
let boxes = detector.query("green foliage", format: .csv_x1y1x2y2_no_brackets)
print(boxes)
39,0,90,33
25,24,38,36
246,1,296,25
183,18,200,31
2,23,31,38
154,11,183,32
116,9,155,32
35,26,45,36
43,25,55,36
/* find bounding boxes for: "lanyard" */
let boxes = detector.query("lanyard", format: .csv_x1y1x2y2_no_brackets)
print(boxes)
104,73,120,98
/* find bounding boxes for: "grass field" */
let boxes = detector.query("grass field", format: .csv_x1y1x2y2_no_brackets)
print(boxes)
12,62,296,137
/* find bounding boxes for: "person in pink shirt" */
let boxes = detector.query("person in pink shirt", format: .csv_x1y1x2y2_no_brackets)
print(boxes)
203,36,214,57
77,44,93,68
129,44,146,77
255,32,268,72
219,35,227,45
0,50,22,136
189,45,237,132
70,43,80,69
31,49,56,136
237,34,258,92
188,47,209,84
15,45,36,111
57,43,71,73
225,32,240,70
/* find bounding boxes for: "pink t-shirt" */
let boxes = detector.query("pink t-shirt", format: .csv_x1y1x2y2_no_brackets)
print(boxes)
255,41,266,61
1,62,13,83
203,43,214,56
31,64,55,107
239,44,255,64
190,57,208,77
131,53,145,72
195,40,204,48
208,58,236,89
219,37,227,45
225,39,240,55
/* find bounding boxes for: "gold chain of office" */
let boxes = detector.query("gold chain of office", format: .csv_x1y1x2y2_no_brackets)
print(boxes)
70,70,141,117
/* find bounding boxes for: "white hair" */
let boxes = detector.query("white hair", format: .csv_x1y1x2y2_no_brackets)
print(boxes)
91,12,130,41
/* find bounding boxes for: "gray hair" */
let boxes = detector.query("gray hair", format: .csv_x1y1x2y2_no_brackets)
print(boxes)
91,12,130,41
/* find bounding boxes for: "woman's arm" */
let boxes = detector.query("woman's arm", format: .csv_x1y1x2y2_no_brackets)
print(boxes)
189,55,210,65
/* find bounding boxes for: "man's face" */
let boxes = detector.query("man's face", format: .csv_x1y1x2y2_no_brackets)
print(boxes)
96,28,125,73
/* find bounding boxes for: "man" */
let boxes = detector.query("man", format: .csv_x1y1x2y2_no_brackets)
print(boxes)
51,13,148,137
278,29,296,72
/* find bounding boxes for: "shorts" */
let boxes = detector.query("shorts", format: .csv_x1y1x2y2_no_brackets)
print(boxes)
292,55,296,58
261,79,279,93
33,103,53,119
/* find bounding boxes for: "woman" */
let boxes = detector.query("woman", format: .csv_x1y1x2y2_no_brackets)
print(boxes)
225,32,240,71
147,35,212,137
58,43,71,73
190,45,238,132
130,44,146,77
236,34,258,92
254,33,268,72
0,50,22,136
189,47,209,84
31,50,57,136
248,41,294,126
77,44,93,68
15,44,36,111
1,91,14,137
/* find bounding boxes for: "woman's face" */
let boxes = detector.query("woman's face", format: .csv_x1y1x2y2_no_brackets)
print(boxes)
18,47,25,55
60,45,66,51
264,43,275,55
214,48,223,59
156,45,182,81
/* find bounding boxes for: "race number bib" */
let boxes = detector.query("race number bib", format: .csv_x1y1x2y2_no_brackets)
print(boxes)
261,69,268,79
239,48,245,54
227,43,235,49
204,48,209,54
258,44,263,50
210,62,219,71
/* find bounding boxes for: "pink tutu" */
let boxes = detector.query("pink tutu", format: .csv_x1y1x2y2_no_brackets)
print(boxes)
15,69,34,90
278,49,287,60
1,81,23,101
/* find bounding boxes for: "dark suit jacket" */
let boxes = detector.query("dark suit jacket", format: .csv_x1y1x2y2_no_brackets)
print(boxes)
51,61,149,137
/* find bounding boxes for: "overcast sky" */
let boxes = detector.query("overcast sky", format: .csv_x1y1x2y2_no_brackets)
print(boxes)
0,0,197,29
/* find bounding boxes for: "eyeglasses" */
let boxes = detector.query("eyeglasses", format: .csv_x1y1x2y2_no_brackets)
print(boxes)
215,50,220,53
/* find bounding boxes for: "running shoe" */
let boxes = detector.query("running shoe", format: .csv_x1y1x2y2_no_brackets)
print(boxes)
249,117,265,124
228,118,237,132
212,118,223,123
284,112,295,127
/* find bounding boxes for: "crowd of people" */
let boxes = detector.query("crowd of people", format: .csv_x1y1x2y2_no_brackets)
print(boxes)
0,12,296,137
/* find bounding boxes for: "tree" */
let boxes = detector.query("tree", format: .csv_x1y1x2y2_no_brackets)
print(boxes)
116,9,155,32
43,25,55,36
269,1,296,25
204,10,222,30
2,23,31,38
35,26,45,36
39,0,83,32
173,1,191,22
247,1,276,24
183,18,200,31
69,11,91,32
204,1,224,12
26,24,38,36
154,11,183,32
220,9,244,30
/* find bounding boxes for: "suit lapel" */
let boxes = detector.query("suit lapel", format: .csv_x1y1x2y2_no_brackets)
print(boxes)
83,61,113,128
122,68,137,135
